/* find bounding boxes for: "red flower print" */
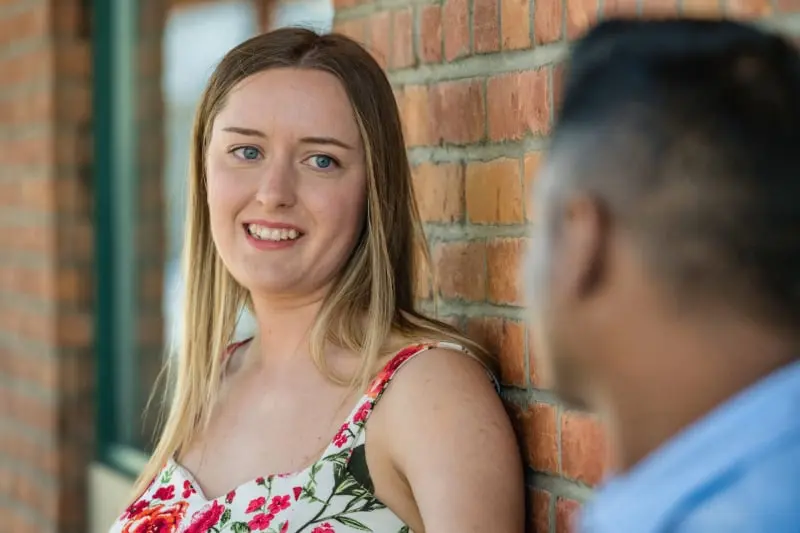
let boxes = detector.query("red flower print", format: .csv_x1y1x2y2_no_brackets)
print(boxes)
122,501,189,533
225,489,236,504
153,485,175,501
246,496,266,514
292,486,302,500
268,495,291,514
122,499,149,520
184,500,225,533
248,513,274,531
365,345,425,398
353,402,371,423
181,480,196,499
333,423,349,448
255,476,265,485
311,522,336,533
279,521,289,533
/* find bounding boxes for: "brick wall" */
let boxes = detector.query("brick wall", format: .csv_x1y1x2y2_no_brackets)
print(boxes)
332,1,800,532
0,0,94,531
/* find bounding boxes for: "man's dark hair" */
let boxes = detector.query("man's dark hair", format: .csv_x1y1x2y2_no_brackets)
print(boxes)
551,19,800,331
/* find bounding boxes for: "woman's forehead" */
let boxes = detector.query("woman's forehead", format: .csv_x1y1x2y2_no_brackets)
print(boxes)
212,68,362,147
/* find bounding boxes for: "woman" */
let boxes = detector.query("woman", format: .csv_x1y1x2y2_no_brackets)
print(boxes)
111,28,524,533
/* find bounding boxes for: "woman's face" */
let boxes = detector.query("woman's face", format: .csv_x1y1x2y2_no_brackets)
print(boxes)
206,67,367,301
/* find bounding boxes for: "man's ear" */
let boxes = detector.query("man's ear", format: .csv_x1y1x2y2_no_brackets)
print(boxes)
556,194,610,300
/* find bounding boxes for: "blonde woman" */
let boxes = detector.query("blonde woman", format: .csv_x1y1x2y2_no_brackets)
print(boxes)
110,28,524,533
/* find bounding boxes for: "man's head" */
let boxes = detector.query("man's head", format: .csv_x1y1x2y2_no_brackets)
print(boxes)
526,19,800,409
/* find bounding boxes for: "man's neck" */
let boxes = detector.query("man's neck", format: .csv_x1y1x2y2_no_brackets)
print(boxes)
598,316,795,475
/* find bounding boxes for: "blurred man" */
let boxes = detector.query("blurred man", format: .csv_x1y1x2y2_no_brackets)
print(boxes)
525,19,800,533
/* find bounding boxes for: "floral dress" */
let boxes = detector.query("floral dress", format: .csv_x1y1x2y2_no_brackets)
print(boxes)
110,342,482,533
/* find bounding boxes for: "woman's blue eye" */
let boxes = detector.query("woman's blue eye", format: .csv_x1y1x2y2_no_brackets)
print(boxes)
241,147,260,160
310,155,336,169
233,146,261,160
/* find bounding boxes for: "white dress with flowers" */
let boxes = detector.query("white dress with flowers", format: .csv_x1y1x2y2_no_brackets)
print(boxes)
108,342,476,533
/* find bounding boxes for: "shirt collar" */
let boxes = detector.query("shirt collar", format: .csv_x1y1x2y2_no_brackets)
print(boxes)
580,359,800,533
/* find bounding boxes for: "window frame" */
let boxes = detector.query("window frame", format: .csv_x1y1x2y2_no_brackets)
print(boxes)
93,0,149,478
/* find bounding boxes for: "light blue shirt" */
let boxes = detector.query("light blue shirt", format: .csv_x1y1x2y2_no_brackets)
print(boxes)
580,359,800,533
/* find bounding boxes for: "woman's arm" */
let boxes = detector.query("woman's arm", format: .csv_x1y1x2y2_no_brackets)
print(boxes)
370,348,526,532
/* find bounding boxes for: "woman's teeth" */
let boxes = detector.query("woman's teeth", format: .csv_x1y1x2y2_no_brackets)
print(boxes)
246,224,301,241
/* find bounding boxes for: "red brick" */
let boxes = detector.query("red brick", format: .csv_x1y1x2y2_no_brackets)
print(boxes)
443,0,471,60
465,157,524,223
333,0,360,9
528,324,544,387
641,0,681,17
603,0,638,16
530,489,551,533
682,0,724,16
535,0,563,43
501,0,531,49
433,241,487,301
487,238,527,304
466,317,526,386
431,80,485,144
419,5,443,63
727,0,772,17
399,85,435,146
524,151,543,221
566,0,599,39
487,70,550,140
776,0,800,10
556,498,582,533
367,12,391,69
412,162,464,222
561,411,608,485
511,402,559,473
392,8,415,69
474,0,501,53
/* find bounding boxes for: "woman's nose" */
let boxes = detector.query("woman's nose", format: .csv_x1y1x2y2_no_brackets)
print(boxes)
254,157,297,209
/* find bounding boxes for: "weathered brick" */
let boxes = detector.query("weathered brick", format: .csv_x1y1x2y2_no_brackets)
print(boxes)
431,80,485,143
465,157,524,223
501,0,531,49
727,0,773,17
413,162,465,222
433,241,487,301
530,488,552,533
368,11,392,69
474,0,501,53
400,85,436,146
535,0,563,43
511,402,559,473
561,410,608,485
466,316,526,386
443,0,471,60
566,0,599,38
487,237,527,304
524,151,543,221
419,5,443,63
487,69,550,140
556,498,582,533
392,8,415,69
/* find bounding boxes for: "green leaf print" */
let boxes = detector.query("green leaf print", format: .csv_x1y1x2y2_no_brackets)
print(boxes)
321,449,350,466
333,515,372,531
398,526,410,533
159,465,174,485
230,522,251,533
220,508,232,526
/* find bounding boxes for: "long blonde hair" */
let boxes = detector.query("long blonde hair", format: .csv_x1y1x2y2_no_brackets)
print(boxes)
132,28,492,499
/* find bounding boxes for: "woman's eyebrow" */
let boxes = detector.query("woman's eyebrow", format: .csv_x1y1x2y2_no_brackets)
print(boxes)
221,126,355,151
